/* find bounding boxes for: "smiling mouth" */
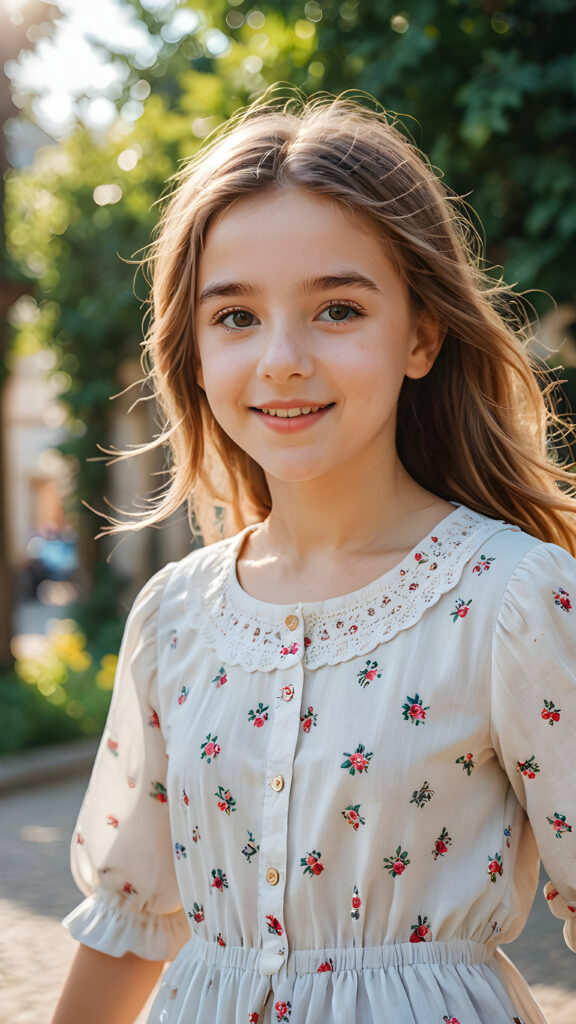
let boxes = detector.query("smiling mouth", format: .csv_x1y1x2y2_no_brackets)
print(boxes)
253,404,333,418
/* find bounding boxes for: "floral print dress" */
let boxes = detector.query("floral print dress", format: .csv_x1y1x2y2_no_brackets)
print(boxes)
63,505,576,1024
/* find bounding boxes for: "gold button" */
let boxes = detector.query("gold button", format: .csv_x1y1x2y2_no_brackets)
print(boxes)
270,774,284,792
285,614,299,631
266,867,280,886
281,686,294,702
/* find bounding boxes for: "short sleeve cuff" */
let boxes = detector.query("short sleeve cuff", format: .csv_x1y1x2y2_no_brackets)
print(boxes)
63,890,190,961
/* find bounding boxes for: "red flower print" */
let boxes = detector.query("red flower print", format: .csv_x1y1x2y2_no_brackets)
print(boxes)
192,826,201,843
304,636,312,647
342,803,366,830
401,693,429,725
211,667,227,688
431,536,438,543
248,702,269,727
472,553,495,576
200,733,221,763
121,882,137,895
210,868,228,891
249,1014,259,1023
351,885,361,919
546,811,573,838
266,915,283,936
432,827,452,860
487,851,503,882
106,738,118,757
106,815,119,828
275,1001,291,1023
443,1017,461,1024
76,832,84,844
341,743,374,774
300,706,317,732
383,846,410,877
177,685,189,705
301,849,324,877
553,586,571,612
182,790,189,806
517,755,540,779
188,902,204,927
214,785,236,815
280,642,299,658
455,752,475,775
450,597,472,622
541,699,561,725
150,781,168,803
217,932,226,947
148,710,160,728
317,959,334,972
357,659,381,688
410,915,432,943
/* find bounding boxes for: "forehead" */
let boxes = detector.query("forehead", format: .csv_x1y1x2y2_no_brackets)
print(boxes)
198,187,397,284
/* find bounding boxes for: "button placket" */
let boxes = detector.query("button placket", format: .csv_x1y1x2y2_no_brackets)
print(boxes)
258,611,304,976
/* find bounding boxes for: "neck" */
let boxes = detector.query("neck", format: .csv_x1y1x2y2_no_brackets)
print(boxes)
260,452,442,562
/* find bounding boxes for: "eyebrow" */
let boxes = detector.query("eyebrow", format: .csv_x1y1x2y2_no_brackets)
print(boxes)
198,272,381,305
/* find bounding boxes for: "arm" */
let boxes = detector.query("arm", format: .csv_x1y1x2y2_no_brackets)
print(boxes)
491,542,576,951
51,944,165,1024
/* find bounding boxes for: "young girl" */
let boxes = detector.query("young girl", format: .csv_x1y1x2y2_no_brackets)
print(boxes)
53,93,576,1024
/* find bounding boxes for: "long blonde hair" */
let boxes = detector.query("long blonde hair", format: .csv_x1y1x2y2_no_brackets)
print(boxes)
107,91,576,553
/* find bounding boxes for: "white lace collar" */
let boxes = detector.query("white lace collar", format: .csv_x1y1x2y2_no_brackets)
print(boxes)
185,505,510,672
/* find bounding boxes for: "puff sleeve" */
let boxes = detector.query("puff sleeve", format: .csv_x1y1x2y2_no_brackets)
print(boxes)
491,542,576,951
62,564,190,960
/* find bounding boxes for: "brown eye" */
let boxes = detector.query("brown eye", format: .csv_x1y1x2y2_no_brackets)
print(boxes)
216,308,258,329
318,303,360,323
230,310,254,327
328,305,350,320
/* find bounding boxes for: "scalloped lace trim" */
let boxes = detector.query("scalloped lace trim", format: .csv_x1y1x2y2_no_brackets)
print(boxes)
189,508,510,671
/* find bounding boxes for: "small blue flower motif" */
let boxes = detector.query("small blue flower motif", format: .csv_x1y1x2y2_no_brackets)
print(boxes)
175,842,187,860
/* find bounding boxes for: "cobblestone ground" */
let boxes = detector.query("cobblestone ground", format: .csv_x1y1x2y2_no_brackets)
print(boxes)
0,774,574,1023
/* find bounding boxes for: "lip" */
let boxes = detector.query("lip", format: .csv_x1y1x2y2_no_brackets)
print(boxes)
251,400,330,410
251,403,333,433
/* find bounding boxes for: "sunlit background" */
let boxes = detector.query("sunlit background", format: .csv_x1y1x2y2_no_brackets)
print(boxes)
1,2,576,1020
1,0,575,747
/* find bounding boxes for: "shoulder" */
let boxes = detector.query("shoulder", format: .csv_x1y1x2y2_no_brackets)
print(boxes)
125,529,248,629
449,507,575,625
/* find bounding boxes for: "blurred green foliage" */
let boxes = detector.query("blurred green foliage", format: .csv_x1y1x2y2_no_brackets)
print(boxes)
0,621,116,755
4,0,576,635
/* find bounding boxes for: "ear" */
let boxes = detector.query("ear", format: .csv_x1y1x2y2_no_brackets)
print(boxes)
405,307,445,380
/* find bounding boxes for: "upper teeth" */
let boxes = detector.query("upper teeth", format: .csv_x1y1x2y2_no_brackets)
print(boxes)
260,407,322,417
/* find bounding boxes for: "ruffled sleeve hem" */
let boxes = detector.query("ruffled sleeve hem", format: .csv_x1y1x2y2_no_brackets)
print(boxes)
543,881,576,953
63,891,190,961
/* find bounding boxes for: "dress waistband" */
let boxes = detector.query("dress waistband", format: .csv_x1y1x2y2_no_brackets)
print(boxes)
184,933,494,975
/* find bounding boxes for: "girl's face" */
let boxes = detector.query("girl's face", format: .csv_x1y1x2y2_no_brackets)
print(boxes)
195,187,440,488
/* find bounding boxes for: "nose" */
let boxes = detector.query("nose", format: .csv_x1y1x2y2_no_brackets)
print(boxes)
256,320,314,382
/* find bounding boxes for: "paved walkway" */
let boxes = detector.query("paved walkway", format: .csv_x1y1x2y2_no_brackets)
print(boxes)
0,769,574,1023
